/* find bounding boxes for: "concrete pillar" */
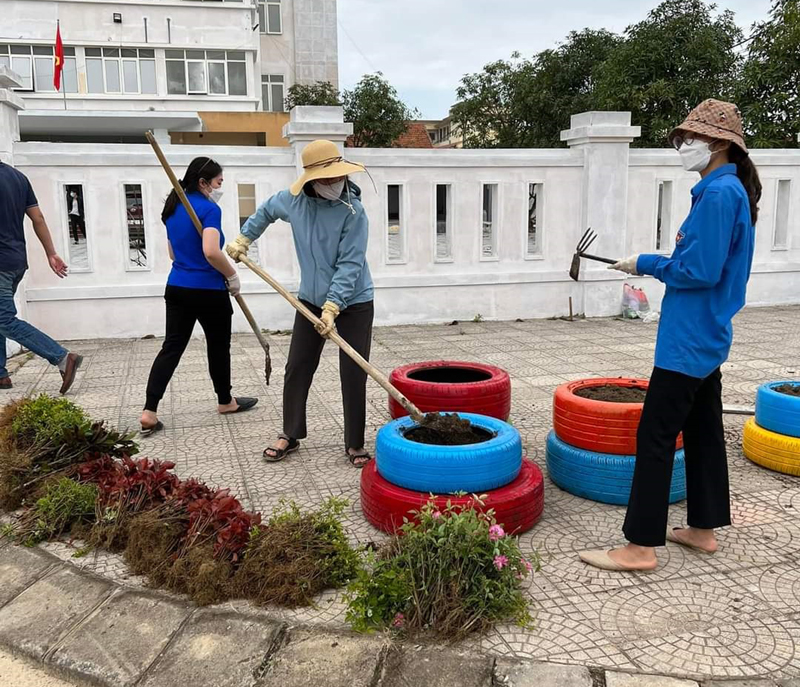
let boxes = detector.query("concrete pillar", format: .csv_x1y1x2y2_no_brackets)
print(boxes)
0,66,24,165
282,106,353,176
561,111,640,315
152,128,171,146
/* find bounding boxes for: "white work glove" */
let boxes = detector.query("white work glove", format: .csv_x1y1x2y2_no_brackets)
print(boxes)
225,272,241,297
608,255,640,276
225,234,252,262
315,301,340,337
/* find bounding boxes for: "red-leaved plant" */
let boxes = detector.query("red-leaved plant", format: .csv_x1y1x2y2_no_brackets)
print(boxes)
184,488,261,562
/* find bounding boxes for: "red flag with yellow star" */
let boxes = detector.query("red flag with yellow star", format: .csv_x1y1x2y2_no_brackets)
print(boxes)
54,23,64,91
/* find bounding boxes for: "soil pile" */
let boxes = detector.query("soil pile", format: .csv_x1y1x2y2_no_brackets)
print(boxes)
404,413,494,446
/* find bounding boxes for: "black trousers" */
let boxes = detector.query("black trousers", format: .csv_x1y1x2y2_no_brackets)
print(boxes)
69,215,85,243
284,300,374,450
623,366,731,547
145,285,233,412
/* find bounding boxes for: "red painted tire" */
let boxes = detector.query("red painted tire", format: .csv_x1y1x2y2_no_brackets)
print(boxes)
360,459,543,535
388,361,511,421
553,377,683,455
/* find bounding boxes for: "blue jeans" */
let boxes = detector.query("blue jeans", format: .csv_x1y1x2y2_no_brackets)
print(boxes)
0,269,68,378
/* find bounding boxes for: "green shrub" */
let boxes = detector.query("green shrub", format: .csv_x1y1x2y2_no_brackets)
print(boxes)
345,500,539,638
12,478,97,546
11,395,88,447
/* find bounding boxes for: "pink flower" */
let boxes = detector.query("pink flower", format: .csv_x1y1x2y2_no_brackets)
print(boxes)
392,612,405,628
488,525,505,541
432,511,442,520
522,559,533,573
493,555,509,570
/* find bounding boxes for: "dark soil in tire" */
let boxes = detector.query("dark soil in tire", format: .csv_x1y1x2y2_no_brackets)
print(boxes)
575,384,647,403
774,383,800,397
404,412,494,445
407,367,492,384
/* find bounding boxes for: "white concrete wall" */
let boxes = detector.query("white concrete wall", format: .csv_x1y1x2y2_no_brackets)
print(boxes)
11,112,800,341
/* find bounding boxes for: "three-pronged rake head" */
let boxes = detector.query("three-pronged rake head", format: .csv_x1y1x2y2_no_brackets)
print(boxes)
576,227,598,256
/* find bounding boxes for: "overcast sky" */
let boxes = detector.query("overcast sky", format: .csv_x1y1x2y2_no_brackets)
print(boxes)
336,0,774,120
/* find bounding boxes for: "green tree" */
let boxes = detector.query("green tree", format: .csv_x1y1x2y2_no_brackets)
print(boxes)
284,81,342,110
451,30,619,148
342,73,419,148
738,0,800,148
595,0,743,147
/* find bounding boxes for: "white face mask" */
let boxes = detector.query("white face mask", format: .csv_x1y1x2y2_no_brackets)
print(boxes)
209,188,224,204
678,140,713,173
313,179,345,201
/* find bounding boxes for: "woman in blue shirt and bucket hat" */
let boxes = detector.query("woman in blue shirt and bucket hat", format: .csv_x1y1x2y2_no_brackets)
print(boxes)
580,99,761,571
226,139,374,468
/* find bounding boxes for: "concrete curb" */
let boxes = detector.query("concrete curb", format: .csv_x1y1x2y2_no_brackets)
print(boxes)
0,543,793,687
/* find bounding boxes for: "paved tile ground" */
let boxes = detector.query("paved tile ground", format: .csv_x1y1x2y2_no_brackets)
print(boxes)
4,305,800,681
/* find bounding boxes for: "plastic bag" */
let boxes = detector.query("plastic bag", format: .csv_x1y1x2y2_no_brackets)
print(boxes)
621,283,651,319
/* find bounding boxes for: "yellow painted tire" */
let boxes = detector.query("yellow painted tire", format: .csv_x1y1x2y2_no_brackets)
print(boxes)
742,418,800,476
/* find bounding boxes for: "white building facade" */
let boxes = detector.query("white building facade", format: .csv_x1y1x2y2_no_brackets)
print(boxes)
3,0,339,140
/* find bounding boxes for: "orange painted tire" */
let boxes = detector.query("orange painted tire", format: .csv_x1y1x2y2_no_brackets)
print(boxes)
553,377,683,456
388,361,511,421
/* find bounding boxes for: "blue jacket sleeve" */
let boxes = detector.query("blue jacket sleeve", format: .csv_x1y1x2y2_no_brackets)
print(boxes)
637,189,735,289
240,190,292,242
326,207,369,309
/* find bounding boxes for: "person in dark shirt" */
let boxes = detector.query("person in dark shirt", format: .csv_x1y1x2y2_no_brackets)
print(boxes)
139,156,257,436
0,162,82,393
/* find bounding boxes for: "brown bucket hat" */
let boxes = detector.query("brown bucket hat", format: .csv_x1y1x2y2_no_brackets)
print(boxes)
669,99,748,154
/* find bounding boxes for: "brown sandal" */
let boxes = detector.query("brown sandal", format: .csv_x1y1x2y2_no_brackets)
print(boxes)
346,449,372,469
263,434,299,463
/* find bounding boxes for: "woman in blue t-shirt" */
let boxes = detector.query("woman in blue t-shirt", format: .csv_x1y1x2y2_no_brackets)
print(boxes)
140,157,258,436
580,99,761,572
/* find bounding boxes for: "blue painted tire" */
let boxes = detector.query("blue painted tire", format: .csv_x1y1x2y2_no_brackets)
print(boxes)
545,431,686,506
755,381,800,439
375,413,522,493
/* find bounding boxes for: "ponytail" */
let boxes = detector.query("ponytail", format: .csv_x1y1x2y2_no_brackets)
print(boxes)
729,145,761,226
161,156,223,224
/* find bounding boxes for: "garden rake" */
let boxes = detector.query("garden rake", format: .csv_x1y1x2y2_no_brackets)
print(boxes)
569,228,619,281
146,132,273,385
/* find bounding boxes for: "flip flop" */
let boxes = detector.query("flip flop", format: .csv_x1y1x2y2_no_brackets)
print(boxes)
220,397,259,414
263,435,300,463
578,549,657,572
666,527,716,554
140,421,164,438
346,449,372,469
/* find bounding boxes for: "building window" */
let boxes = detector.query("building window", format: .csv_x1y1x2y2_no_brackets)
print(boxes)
237,184,259,264
258,0,282,34
774,179,791,250
656,180,673,252
166,49,246,96
64,184,90,272
261,74,284,111
482,183,498,259
526,183,543,257
435,184,452,261
387,184,405,263
0,45,78,93
85,47,155,95
124,184,147,270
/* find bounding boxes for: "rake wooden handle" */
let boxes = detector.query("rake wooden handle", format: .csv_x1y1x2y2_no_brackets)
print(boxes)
237,253,425,423
145,131,272,366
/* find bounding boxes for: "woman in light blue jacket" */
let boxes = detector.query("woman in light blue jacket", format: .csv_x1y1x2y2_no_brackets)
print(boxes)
227,139,374,467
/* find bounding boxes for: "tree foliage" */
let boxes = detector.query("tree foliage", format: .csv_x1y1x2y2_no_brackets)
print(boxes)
342,73,419,148
284,81,342,110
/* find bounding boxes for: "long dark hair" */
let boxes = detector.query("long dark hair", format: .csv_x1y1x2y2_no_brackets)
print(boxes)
729,145,761,226
161,157,223,224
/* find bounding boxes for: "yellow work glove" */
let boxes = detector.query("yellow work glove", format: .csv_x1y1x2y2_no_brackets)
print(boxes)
225,234,252,262
315,301,340,337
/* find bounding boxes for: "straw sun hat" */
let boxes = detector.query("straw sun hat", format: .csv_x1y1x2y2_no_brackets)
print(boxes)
669,98,748,154
290,139,366,196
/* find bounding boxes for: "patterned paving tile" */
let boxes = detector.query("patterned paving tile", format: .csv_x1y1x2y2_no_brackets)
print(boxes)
11,305,800,679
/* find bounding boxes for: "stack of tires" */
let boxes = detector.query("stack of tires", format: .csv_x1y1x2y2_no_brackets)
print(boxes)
743,382,800,476
361,361,542,535
546,378,687,505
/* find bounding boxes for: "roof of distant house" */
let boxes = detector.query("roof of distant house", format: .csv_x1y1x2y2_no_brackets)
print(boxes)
345,122,433,148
